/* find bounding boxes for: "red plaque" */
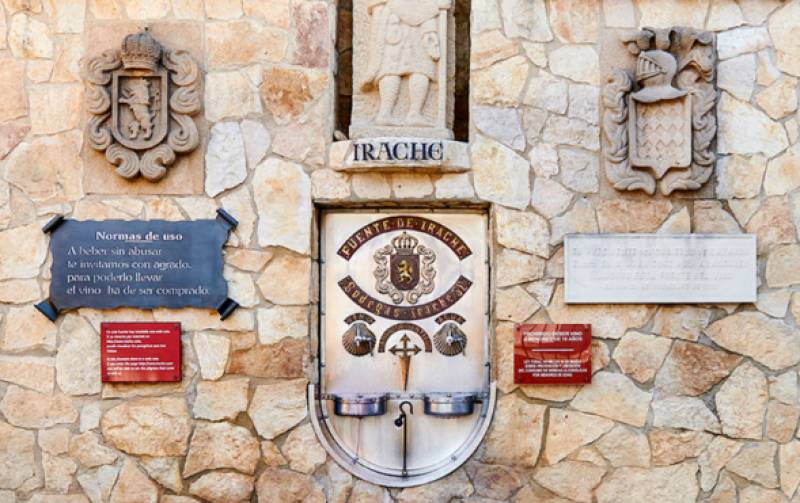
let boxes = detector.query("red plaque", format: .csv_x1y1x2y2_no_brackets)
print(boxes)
101,322,182,383
514,324,591,385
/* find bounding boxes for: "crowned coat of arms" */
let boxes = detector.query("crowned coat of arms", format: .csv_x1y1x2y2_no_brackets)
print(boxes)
603,27,717,195
374,231,436,304
85,29,201,181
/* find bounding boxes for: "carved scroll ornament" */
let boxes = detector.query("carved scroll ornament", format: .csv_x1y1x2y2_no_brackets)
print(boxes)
85,29,201,182
602,27,716,195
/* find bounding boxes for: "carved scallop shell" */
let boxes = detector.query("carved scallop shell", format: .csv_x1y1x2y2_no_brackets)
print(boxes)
433,322,467,357
343,322,376,357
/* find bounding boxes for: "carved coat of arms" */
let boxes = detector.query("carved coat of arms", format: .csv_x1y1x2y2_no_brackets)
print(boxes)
85,29,201,181
603,27,716,195
374,231,436,304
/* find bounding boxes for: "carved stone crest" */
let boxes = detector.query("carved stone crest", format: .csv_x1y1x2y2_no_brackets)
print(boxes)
85,29,201,181
602,27,716,195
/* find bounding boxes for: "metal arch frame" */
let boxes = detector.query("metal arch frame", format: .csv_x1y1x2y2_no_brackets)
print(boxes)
308,382,497,488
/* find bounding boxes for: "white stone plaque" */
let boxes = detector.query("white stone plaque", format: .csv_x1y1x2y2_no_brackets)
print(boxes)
565,234,757,304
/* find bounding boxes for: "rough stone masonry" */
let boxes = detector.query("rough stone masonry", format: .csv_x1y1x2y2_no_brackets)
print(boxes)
0,0,799,502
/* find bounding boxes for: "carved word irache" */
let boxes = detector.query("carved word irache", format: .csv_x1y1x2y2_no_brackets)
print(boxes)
85,29,201,182
603,27,717,195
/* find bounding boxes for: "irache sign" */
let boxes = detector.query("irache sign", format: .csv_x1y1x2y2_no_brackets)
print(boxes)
36,210,239,321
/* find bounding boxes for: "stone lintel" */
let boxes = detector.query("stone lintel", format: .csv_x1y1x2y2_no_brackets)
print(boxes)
329,138,470,173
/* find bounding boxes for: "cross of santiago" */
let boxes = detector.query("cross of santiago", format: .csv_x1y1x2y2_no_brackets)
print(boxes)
389,333,421,358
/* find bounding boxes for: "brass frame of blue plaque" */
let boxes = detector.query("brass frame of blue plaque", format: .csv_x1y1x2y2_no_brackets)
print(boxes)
35,209,240,321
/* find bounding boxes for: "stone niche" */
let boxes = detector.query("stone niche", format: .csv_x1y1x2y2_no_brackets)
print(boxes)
331,0,469,173
601,27,717,197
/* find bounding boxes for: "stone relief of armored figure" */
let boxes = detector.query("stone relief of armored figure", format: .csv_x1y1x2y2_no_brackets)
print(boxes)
360,0,451,127
603,27,717,196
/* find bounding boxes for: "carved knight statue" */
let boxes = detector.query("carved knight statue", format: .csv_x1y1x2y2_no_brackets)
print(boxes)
603,28,716,195
85,29,201,182
350,0,454,139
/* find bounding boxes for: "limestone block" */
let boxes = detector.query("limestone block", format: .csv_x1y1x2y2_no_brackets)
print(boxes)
473,106,524,151
652,397,721,433
706,0,745,31
311,169,350,199
531,178,573,219
559,147,600,193
717,26,771,60
1,305,56,352
543,409,614,465
390,174,433,198
706,312,800,370
183,421,260,476
260,67,326,124
596,462,699,503
550,198,598,245
220,186,256,247
205,70,262,121
101,397,191,456
698,436,741,491
471,30,518,70
639,0,709,26
655,341,741,396
0,355,55,393
612,331,672,383
769,0,800,77
716,362,768,439
533,460,605,503
464,463,520,500
549,45,598,84
248,379,308,439
205,122,247,197
56,314,101,396
291,1,330,68
8,13,52,58
253,158,312,254
139,457,182,493
255,468,325,502
727,441,779,488
649,430,712,466
570,371,652,427
495,248,545,287
227,339,305,378
207,19,286,69
746,197,797,254
766,401,800,443
715,154,767,199
193,332,230,380
244,0,290,26
5,131,83,205
757,77,799,120
282,423,327,474
718,92,788,157
42,453,77,494
481,393,545,467
121,0,169,19
0,56,27,121
595,425,650,467
69,432,118,468
765,145,800,196
603,0,635,27
544,118,599,152
500,0,551,41
473,56,530,106
717,54,755,101
226,248,272,272
495,207,549,258
193,377,249,421
257,306,309,344
0,385,77,428
256,253,311,305
693,200,741,233
495,286,539,322
0,420,36,490
523,71,567,114
77,464,119,503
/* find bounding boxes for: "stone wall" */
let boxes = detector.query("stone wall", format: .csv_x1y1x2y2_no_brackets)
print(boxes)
0,0,798,502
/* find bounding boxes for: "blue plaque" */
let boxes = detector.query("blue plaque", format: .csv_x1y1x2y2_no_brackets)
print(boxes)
36,210,239,321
